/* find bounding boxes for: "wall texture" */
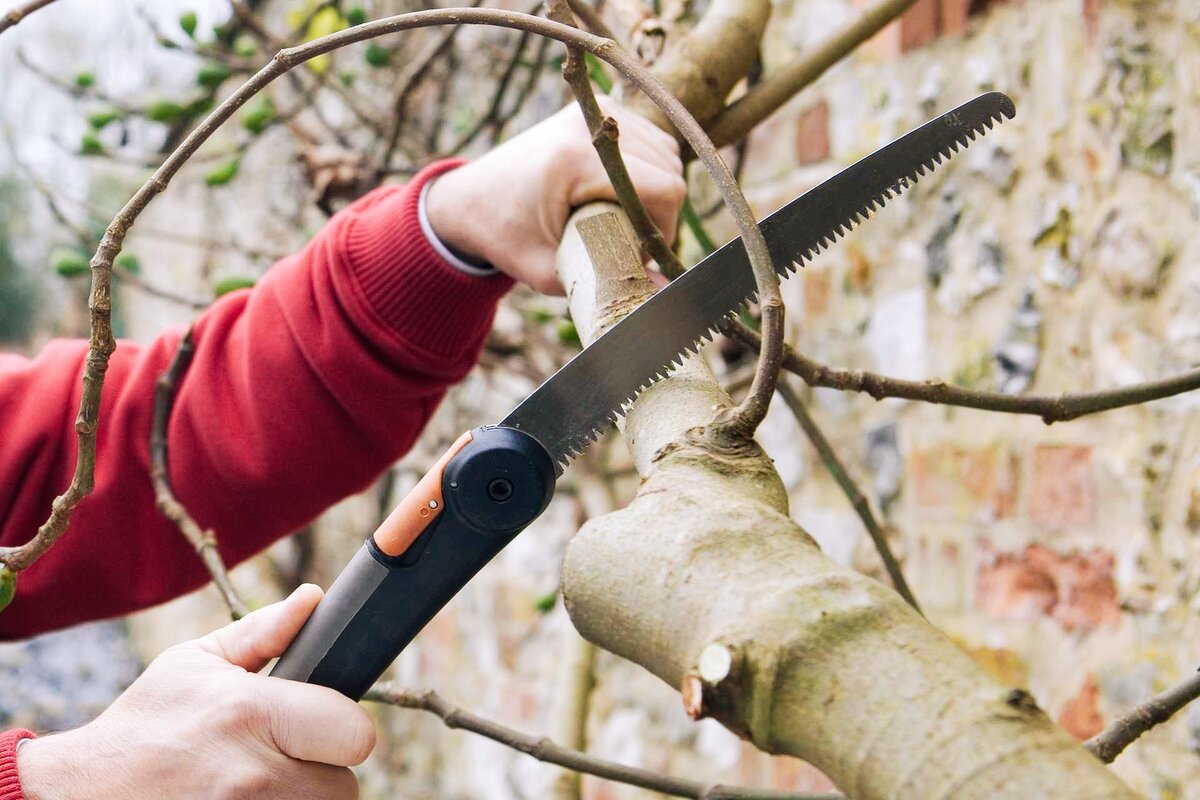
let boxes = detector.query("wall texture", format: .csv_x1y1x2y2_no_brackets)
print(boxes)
3,0,1200,798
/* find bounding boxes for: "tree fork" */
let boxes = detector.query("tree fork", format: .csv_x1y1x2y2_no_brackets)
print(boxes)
555,208,1136,798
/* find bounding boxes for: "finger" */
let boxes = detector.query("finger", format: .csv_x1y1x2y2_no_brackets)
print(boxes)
194,584,324,672
258,678,377,766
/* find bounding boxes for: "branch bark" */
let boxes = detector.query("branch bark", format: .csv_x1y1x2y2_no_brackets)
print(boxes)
706,0,919,148
1086,669,1200,764
0,0,58,36
149,329,248,620
365,684,839,800
555,209,1136,798
727,321,1200,423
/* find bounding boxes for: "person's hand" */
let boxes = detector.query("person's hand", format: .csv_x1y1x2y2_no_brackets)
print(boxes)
425,96,687,294
17,586,374,800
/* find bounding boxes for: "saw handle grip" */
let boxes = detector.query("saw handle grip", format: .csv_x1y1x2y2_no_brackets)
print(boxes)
270,426,555,699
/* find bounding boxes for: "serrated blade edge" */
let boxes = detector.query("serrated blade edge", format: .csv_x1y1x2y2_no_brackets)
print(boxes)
502,92,1016,473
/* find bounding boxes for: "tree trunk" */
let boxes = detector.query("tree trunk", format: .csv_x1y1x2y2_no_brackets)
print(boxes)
553,206,1136,798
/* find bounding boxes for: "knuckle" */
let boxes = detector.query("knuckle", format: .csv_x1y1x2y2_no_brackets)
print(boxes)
212,689,266,735
217,763,277,799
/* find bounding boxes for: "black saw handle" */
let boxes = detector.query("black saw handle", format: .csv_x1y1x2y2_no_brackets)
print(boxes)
270,426,555,699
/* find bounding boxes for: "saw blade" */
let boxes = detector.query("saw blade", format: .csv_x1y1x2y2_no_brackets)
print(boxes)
502,91,1015,473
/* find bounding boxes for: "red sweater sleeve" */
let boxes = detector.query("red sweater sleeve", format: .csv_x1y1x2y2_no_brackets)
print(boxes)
0,161,513,640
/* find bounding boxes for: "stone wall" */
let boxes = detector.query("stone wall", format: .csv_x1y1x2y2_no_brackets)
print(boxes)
3,0,1200,797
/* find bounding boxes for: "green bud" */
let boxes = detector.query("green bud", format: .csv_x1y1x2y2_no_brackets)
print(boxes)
204,157,240,187
338,70,357,88
179,11,198,37
0,567,16,614
114,252,141,275
146,99,187,123
51,248,90,278
364,43,391,68
80,132,105,156
196,62,232,89
556,319,581,348
74,71,96,89
528,307,554,324
533,591,557,613
345,7,368,25
213,276,256,297
87,109,122,129
240,97,276,135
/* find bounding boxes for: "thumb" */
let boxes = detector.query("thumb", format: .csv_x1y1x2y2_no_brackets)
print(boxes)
193,584,324,672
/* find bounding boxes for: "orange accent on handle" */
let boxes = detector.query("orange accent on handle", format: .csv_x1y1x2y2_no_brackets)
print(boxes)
372,431,474,557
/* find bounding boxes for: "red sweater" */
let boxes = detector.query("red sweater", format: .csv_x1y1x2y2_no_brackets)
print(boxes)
0,161,512,797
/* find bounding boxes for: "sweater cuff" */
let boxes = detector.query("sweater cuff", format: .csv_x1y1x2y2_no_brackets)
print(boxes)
342,160,514,359
0,730,35,800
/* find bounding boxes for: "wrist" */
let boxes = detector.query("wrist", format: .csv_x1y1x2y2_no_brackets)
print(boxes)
423,164,495,271
16,733,78,800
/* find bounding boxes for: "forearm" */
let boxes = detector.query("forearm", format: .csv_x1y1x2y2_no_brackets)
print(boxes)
0,161,511,639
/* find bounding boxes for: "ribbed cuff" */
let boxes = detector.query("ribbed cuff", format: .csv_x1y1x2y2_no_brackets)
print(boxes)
0,730,35,800
342,160,514,358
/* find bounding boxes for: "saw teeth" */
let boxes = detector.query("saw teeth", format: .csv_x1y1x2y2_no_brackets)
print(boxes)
525,94,1015,472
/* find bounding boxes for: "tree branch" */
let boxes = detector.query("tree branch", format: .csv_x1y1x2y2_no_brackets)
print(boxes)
548,1,685,277
0,0,58,36
1,8,781,579
1085,669,1200,764
364,684,841,800
150,329,248,620
706,0,919,148
726,322,1200,423
776,379,921,614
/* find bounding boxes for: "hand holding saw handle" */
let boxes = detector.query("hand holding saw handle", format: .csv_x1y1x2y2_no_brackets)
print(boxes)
271,92,1015,699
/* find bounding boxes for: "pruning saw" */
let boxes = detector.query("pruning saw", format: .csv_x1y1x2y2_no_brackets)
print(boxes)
271,92,1015,699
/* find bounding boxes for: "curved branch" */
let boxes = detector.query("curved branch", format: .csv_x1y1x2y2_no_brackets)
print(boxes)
706,0,919,148
0,0,58,36
364,684,842,800
5,7,780,573
1085,670,1200,764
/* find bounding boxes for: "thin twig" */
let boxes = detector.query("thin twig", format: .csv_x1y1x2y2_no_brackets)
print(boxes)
548,1,684,277
150,329,248,620
725,322,1200,424
777,380,921,614
566,0,618,41
706,0,919,148
378,15,472,174
4,7,777,576
446,27,535,153
1085,670,1200,763
0,0,58,36
491,35,552,144
364,684,842,800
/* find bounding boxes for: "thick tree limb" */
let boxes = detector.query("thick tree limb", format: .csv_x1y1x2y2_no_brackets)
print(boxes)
556,208,1135,798
364,684,839,800
727,322,1200,423
150,329,248,620
706,0,919,148
776,379,920,614
0,0,58,36
1086,669,1200,764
